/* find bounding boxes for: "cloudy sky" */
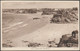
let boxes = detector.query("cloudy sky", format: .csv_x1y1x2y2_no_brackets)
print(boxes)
2,1,79,9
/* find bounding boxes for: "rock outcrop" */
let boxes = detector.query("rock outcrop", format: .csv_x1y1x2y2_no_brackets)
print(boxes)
57,30,78,47
50,8,78,23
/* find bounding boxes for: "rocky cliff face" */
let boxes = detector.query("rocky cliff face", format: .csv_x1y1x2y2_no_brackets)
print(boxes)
57,30,78,47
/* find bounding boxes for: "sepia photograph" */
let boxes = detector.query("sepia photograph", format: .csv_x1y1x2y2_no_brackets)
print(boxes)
1,1,79,50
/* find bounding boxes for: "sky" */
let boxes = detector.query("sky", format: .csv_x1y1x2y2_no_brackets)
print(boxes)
2,1,79,9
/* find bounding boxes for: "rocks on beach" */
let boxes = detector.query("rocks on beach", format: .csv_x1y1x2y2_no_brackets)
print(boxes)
50,8,78,23
57,30,78,47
